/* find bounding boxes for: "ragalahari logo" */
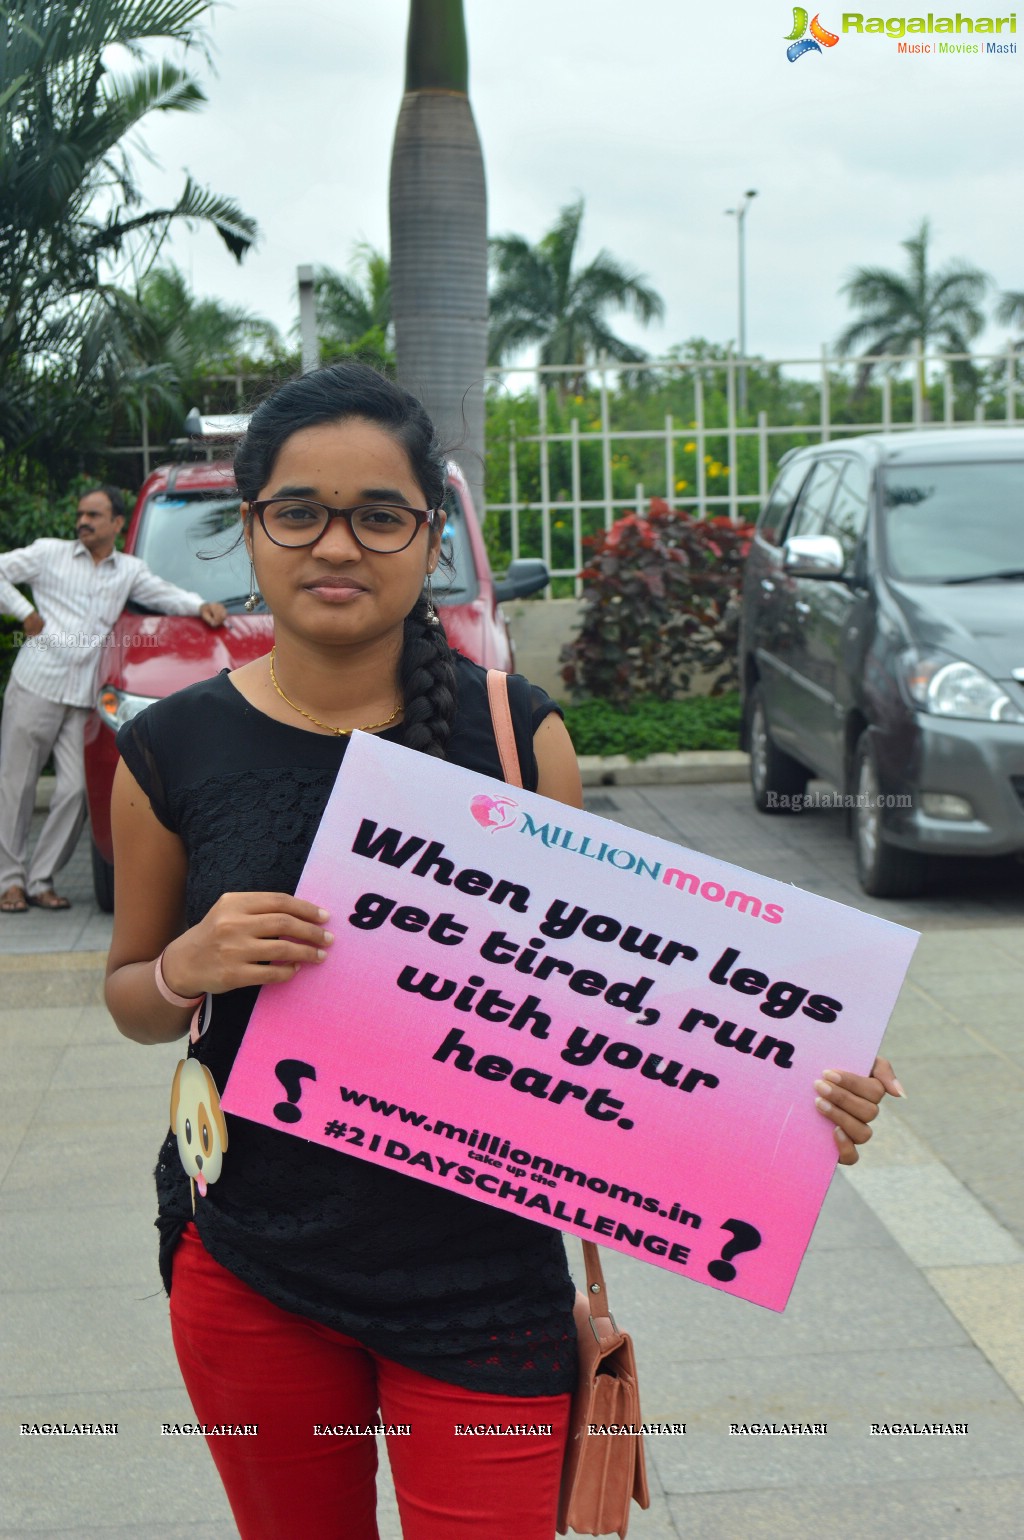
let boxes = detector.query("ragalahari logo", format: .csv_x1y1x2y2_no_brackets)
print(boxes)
785,8,840,58
469,793,519,832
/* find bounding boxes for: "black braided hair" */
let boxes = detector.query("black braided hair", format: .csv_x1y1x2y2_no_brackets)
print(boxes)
234,362,459,758
399,597,457,760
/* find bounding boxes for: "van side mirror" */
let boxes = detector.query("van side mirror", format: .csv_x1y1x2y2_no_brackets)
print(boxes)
782,535,845,579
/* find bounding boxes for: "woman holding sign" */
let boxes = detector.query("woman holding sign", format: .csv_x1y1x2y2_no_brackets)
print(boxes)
106,363,902,1540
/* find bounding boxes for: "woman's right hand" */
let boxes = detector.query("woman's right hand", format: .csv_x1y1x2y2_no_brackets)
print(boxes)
160,892,334,997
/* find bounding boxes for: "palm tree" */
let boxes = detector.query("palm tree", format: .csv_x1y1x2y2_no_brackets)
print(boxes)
0,0,257,470
836,221,989,399
488,199,665,392
389,0,487,511
127,263,279,434
138,263,279,370
315,243,392,361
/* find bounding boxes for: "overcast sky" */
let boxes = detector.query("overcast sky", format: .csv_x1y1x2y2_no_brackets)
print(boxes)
131,0,1022,371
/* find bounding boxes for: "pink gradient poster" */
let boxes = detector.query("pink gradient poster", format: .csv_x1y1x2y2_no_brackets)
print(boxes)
222,731,918,1310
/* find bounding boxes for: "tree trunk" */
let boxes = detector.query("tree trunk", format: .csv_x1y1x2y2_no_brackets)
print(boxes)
389,1,487,514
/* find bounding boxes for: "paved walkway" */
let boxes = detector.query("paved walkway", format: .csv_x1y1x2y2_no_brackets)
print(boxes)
2,785,1022,1537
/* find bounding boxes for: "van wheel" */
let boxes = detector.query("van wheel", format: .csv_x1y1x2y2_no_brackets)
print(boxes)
853,734,927,897
91,839,114,913
748,685,809,813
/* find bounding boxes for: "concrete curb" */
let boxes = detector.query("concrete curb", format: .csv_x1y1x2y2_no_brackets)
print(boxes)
578,749,749,787
35,752,751,813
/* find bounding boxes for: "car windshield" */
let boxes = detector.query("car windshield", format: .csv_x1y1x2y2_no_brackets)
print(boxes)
132,493,253,607
880,460,1024,583
435,491,476,604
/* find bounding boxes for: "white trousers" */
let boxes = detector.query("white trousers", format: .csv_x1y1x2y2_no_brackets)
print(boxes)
0,678,90,894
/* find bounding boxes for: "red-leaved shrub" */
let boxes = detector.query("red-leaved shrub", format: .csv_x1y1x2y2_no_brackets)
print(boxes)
560,500,753,707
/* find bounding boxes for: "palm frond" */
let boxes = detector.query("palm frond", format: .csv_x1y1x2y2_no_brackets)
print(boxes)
101,61,207,135
93,175,257,261
996,290,1024,328
1,2,208,87
314,245,391,341
901,219,930,298
839,268,916,311
540,200,585,306
315,266,373,341
488,313,549,366
573,253,665,324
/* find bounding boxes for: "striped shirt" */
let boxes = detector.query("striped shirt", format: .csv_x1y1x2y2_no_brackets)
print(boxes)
0,539,206,707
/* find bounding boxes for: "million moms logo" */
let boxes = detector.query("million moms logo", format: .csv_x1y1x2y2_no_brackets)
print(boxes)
786,9,1018,57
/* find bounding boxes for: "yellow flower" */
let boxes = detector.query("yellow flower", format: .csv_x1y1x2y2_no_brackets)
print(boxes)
675,478,688,492
684,441,696,453
574,395,584,404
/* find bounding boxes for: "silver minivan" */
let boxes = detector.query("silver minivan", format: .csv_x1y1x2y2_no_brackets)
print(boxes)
738,429,1024,896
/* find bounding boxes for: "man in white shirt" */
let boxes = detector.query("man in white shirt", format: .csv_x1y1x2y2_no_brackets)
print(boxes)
0,485,227,911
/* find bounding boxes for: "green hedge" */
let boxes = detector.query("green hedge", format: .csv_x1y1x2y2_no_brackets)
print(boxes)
562,692,741,760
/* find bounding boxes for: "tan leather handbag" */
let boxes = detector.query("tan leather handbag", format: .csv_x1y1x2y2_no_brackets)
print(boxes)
485,670,651,1538
557,1241,650,1537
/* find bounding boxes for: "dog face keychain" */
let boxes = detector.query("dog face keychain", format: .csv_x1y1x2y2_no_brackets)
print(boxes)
170,1058,229,1214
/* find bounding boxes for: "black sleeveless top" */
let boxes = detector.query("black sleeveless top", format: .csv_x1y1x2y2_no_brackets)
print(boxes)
118,656,577,1396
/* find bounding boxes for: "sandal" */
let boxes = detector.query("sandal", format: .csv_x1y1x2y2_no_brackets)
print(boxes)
1,885,29,913
26,889,72,911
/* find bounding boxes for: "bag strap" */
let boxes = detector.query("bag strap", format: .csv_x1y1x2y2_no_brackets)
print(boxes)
485,669,616,1328
581,1238,612,1319
486,668,524,788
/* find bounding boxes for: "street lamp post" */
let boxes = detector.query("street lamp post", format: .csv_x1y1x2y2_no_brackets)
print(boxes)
725,189,757,414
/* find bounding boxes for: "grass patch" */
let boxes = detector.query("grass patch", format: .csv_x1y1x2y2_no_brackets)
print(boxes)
562,691,742,760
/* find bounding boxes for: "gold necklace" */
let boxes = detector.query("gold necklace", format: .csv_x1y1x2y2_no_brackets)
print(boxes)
268,647,402,736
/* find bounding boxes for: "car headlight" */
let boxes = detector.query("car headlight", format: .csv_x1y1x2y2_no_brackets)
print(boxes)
96,687,160,731
901,653,1024,723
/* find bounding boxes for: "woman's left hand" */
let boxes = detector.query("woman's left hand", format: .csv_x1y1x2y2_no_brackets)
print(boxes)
814,1056,906,1166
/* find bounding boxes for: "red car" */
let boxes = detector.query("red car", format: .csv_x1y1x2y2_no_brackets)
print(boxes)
83,448,547,910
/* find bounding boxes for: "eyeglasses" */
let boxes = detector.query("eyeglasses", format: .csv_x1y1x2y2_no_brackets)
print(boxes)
250,498,436,552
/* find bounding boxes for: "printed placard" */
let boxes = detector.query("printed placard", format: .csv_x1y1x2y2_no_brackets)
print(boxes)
222,732,918,1310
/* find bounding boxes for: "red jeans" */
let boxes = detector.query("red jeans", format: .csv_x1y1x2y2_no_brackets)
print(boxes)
169,1225,571,1539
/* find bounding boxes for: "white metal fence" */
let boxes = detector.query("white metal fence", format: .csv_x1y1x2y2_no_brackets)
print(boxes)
488,343,1022,589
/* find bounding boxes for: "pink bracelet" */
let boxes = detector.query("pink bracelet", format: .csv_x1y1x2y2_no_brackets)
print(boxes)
154,949,204,1009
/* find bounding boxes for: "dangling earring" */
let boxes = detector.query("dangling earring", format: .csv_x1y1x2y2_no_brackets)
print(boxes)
244,560,260,613
425,573,440,626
